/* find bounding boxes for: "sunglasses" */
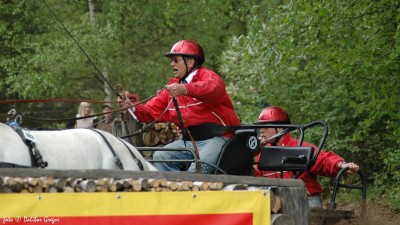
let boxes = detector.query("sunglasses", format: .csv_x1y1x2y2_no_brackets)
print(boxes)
171,58,184,63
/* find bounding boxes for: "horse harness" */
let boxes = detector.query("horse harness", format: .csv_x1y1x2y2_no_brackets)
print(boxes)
90,129,144,171
4,127,146,171
1,124,48,169
3,109,145,170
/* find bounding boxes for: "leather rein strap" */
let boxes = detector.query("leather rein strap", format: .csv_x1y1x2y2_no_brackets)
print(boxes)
90,129,124,170
90,129,144,171
0,99,112,105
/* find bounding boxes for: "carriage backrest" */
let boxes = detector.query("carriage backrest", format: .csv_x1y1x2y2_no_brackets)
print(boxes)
215,130,258,176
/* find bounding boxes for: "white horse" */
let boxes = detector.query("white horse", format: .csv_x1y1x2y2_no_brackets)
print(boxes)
0,122,157,171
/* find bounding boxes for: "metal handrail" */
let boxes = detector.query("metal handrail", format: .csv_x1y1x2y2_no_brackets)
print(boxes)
328,167,367,213
298,120,329,165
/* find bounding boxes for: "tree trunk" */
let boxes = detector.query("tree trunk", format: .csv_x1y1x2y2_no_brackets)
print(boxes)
88,0,112,102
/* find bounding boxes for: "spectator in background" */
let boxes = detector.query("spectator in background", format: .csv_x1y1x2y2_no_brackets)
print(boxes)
96,105,115,133
75,102,97,128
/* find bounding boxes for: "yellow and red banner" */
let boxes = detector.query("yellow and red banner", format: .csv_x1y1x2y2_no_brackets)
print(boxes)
1,190,270,225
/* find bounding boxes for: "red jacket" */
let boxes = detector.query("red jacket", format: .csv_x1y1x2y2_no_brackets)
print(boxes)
135,67,240,137
254,133,345,195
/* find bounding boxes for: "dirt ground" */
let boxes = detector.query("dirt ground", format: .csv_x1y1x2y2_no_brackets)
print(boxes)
316,201,400,225
336,207,399,225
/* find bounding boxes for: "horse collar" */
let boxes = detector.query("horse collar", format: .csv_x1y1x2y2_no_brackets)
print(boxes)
10,126,48,168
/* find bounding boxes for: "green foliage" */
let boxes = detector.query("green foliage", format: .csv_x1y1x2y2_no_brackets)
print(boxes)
220,0,400,209
373,147,400,211
0,0,247,126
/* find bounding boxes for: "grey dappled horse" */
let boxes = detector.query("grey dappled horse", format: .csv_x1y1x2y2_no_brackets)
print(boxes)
0,122,156,171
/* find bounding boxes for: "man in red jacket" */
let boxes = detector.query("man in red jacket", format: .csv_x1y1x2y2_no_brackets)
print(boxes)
253,106,359,208
118,40,241,174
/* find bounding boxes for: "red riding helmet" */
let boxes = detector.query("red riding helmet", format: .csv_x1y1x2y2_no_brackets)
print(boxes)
254,106,291,124
165,40,205,64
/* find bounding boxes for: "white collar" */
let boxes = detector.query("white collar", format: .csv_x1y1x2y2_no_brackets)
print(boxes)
182,69,197,83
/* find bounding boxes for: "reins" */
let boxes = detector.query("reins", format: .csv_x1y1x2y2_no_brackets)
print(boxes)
119,97,172,138
12,87,165,123
21,105,132,122
2,87,167,139
0,99,113,105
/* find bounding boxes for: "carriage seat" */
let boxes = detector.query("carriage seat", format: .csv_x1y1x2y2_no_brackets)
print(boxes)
257,146,314,178
214,130,259,176
138,130,259,175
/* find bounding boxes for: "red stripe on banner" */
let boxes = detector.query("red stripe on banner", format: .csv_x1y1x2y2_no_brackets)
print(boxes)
3,214,253,225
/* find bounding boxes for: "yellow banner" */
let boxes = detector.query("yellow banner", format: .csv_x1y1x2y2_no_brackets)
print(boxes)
1,190,270,225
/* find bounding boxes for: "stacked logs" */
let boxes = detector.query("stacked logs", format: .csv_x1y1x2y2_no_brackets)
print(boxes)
0,176,282,213
140,122,180,158
0,176,223,193
141,122,180,147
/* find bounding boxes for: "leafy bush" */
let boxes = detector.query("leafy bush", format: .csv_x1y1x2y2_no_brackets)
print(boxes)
220,0,400,209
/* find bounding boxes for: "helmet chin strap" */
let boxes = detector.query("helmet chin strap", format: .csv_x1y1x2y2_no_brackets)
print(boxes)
272,128,280,146
262,128,294,146
180,57,198,83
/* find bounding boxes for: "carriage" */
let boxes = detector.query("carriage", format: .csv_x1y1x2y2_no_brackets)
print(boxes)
0,110,366,225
